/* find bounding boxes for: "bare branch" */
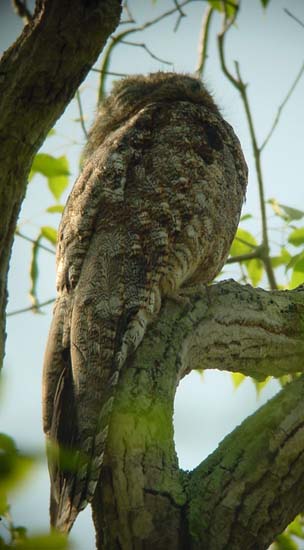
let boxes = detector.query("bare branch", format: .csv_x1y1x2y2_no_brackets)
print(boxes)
173,0,186,32
75,90,88,140
11,0,32,23
261,61,304,151
284,8,304,28
187,375,304,548
217,17,277,290
226,251,260,264
15,230,55,254
120,40,173,66
91,69,128,77
122,0,135,24
173,0,185,18
7,298,55,317
97,0,197,101
142,280,304,380
195,4,214,77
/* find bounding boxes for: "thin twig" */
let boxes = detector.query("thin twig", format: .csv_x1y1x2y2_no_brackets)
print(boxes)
217,17,277,290
12,0,32,23
173,0,185,17
16,230,55,254
217,15,242,90
75,90,88,139
122,0,135,24
196,4,214,77
97,0,197,101
120,40,173,65
91,69,128,77
7,298,55,317
234,236,257,250
226,251,261,264
173,0,186,32
284,8,304,28
119,19,135,26
260,61,304,151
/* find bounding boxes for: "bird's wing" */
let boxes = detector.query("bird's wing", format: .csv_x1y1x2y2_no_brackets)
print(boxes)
42,100,247,532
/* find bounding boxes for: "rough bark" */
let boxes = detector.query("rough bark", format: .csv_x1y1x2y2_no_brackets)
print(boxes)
91,280,304,549
0,0,122,368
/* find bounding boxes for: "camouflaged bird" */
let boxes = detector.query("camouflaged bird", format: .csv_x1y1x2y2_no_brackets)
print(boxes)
42,72,248,532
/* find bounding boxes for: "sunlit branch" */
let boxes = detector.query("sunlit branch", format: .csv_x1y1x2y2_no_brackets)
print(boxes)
195,3,214,77
260,61,304,151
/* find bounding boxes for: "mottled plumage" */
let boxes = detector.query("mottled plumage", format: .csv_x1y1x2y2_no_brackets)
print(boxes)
42,72,247,532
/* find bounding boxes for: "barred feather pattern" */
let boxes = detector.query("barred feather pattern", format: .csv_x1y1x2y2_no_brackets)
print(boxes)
42,72,248,532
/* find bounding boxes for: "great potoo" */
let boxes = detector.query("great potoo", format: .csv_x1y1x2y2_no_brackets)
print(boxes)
42,71,248,533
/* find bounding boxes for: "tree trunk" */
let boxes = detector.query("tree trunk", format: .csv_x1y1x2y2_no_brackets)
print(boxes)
0,0,122,368
91,281,304,549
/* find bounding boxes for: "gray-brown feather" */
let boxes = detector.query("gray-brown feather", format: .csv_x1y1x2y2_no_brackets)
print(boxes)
42,72,247,532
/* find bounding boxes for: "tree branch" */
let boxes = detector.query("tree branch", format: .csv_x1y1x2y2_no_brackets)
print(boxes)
92,279,304,548
195,3,214,77
0,0,122,368
217,21,277,290
97,0,196,101
187,375,304,548
142,280,304,381
260,61,304,151
11,0,32,23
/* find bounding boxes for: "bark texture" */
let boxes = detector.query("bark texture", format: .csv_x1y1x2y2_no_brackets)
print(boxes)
0,0,122,367
91,281,304,549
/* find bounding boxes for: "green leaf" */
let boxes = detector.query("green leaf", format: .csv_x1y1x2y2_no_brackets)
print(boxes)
208,1,224,12
0,492,9,515
46,205,64,214
0,434,34,495
30,154,69,179
246,258,263,287
41,226,57,245
267,198,304,222
48,175,69,202
208,0,238,17
13,526,28,540
15,532,70,550
260,0,271,7
289,256,304,289
271,248,291,268
30,154,69,201
254,377,271,396
279,204,304,221
231,372,246,389
230,228,257,256
288,515,304,538
29,235,42,310
240,213,252,221
274,533,299,550
288,227,304,247
286,251,304,271
230,229,263,285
